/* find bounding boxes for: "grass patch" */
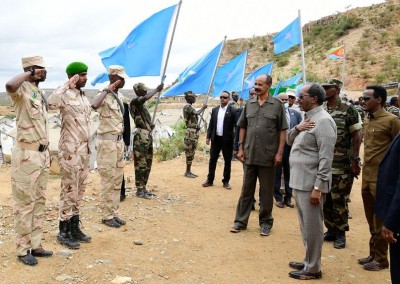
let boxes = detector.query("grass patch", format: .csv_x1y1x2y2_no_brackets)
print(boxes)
155,121,187,162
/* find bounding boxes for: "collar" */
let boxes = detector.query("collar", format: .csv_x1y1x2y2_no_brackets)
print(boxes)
305,105,323,118
369,107,386,119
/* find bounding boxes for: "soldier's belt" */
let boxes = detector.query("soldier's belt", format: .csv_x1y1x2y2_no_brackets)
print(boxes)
97,133,123,141
136,128,151,135
16,141,49,152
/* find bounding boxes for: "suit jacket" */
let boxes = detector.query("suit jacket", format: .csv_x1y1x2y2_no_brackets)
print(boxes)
376,133,400,233
207,105,238,143
288,108,302,130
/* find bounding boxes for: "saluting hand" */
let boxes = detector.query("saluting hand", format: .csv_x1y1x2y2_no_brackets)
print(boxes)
68,74,80,89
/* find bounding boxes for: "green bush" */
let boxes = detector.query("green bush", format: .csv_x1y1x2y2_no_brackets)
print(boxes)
155,121,187,162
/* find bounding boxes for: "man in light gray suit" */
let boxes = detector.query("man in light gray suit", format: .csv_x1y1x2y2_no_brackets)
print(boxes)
286,83,337,280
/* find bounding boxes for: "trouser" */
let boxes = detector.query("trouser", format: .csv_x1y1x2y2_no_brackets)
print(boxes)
133,131,153,190
273,145,291,202
11,147,50,256
234,164,275,229
97,139,124,220
294,189,326,274
390,234,400,284
58,151,90,221
361,178,388,264
184,128,199,165
324,172,354,232
207,136,233,183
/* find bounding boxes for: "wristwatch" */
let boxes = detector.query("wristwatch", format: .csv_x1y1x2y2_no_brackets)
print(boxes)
238,141,244,146
102,88,110,94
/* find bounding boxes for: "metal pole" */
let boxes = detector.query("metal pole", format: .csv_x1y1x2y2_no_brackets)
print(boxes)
239,50,248,107
298,10,307,84
342,42,346,92
151,0,182,124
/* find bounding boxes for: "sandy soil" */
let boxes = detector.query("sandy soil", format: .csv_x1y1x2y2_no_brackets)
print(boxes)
0,139,392,284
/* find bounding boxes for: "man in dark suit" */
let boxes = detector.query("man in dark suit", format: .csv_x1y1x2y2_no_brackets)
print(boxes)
202,91,238,189
274,93,302,208
376,119,400,282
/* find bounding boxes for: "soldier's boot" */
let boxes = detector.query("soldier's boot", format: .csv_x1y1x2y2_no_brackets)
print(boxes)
333,231,346,249
136,188,152,199
57,220,80,249
71,215,92,243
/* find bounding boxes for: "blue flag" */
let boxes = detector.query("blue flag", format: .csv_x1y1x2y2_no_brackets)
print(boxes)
91,72,109,86
282,72,302,87
239,62,274,100
210,51,247,97
273,17,301,54
162,41,224,97
99,4,177,77
273,81,283,96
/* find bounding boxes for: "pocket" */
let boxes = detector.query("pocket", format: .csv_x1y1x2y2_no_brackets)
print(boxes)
264,114,277,130
246,113,256,127
28,98,42,119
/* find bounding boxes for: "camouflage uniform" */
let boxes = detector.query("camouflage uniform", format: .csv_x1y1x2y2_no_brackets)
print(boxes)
130,96,153,191
354,104,366,122
48,83,91,221
386,105,400,117
95,90,128,221
323,99,362,233
9,81,50,256
183,104,200,165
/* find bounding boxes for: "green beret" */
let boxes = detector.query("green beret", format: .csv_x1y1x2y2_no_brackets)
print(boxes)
66,62,88,75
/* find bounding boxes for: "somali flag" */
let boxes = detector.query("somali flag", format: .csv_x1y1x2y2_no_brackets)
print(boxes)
273,17,301,54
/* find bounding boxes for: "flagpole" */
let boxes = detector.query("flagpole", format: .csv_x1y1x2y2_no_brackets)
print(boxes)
198,36,227,127
298,9,306,84
342,42,346,92
239,50,248,108
151,0,182,124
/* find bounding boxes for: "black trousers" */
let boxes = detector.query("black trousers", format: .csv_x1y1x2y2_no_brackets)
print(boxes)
273,145,292,202
390,234,400,284
207,136,233,183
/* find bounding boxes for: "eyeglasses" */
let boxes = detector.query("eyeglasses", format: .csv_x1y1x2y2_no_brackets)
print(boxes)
220,96,229,99
362,96,372,102
299,94,310,100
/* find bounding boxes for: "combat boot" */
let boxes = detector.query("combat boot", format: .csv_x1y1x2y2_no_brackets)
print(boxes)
71,215,92,243
333,232,346,249
136,188,152,199
57,220,80,249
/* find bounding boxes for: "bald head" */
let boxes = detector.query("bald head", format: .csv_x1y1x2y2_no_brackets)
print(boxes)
277,93,289,101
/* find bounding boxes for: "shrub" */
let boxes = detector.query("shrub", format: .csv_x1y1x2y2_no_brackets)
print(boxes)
155,121,187,162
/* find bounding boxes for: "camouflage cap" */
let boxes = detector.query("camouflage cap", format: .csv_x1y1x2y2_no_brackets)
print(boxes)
133,82,147,91
184,91,196,98
21,55,47,68
108,65,128,79
321,78,343,89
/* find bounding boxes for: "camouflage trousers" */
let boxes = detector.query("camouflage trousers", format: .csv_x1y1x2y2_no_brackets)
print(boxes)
133,131,153,190
184,128,199,165
58,151,90,221
11,147,50,256
96,139,124,220
323,172,354,232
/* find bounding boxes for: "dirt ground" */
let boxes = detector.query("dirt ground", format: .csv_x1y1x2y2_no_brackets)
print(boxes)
0,138,392,284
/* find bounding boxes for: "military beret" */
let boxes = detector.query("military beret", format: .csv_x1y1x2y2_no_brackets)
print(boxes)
66,62,88,75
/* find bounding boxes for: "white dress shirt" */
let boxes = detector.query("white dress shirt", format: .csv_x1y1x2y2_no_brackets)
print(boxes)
216,105,227,136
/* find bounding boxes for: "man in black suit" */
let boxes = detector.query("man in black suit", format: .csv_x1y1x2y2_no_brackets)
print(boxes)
375,88,400,283
202,91,238,189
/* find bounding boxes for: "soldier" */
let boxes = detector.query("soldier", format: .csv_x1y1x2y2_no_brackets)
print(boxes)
229,91,240,109
48,62,92,249
322,79,362,249
386,96,400,117
5,56,53,266
130,82,164,199
183,91,207,178
91,65,130,228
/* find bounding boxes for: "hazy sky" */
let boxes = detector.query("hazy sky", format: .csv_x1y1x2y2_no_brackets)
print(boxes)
0,0,385,92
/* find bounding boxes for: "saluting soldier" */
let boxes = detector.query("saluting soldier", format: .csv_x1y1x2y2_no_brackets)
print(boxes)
183,91,207,178
48,62,92,249
91,65,130,228
6,55,53,266
130,82,163,199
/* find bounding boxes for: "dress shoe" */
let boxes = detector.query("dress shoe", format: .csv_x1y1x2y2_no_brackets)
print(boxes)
289,270,322,280
251,204,255,211
31,248,53,257
357,255,374,265
260,227,271,236
230,224,246,233
323,230,337,242
363,260,389,271
289,261,305,270
102,218,121,228
120,195,126,202
18,253,38,266
284,200,294,208
114,217,126,226
333,232,346,249
275,201,284,208
202,180,213,187
223,183,231,190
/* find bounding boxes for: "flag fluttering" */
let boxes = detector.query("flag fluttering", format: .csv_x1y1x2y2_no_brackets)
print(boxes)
91,72,108,86
210,51,247,97
273,17,301,54
162,41,224,97
99,4,177,77
328,45,345,60
239,62,274,100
